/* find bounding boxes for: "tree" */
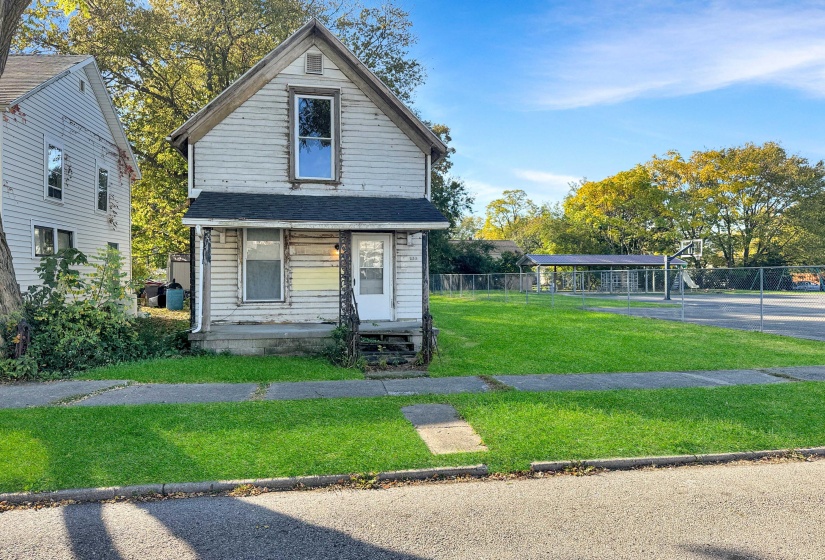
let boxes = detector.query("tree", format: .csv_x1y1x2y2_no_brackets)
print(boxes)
18,0,429,276
479,190,544,251
426,124,474,273
563,165,674,256
650,143,825,267
452,216,483,240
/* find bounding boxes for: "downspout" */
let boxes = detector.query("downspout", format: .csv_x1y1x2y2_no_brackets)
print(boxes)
425,154,432,200
192,225,205,333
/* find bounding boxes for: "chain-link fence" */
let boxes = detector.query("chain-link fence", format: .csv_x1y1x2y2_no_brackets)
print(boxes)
430,266,825,341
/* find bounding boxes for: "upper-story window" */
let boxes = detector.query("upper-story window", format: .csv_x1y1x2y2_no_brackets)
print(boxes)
97,165,109,211
289,86,340,182
44,138,63,201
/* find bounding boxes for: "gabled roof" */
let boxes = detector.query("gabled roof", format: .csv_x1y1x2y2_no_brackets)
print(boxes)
168,18,447,162
182,191,449,230
0,55,141,180
0,55,91,106
518,254,687,267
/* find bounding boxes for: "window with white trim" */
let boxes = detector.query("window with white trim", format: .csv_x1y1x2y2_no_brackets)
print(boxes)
45,140,63,201
33,225,74,257
243,228,283,301
97,165,109,211
295,94,334,180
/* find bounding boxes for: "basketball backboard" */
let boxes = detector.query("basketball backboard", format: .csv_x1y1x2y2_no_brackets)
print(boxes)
679,239,703,259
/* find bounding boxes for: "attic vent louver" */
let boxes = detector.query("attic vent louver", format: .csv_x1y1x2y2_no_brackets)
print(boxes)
305,53,323,75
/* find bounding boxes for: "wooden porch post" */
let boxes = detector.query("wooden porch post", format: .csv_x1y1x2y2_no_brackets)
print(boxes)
422,231,434,363
202,227,212,332
338,230,360,365
189,227,196,329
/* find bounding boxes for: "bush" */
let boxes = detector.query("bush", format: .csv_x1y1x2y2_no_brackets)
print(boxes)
0,247,190,381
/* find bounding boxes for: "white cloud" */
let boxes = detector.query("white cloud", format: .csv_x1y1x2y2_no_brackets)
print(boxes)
527,2,825,109
464,171,581,213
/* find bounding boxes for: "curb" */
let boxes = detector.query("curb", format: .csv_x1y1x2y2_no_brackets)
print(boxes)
0,465,488,506
531,447,825,472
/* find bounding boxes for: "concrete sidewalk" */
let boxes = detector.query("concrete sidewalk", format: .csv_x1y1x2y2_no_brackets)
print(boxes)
1,366,824,409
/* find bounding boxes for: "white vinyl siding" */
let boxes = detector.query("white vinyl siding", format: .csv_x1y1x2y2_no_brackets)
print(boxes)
1,67,132,291
194,46,426,198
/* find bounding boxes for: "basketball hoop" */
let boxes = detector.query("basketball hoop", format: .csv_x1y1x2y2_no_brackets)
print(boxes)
679,239,703,259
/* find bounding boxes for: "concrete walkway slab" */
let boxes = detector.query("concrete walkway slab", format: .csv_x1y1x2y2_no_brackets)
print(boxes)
495,369,788,393
73,383,258,406
384,377,488,396
265,380,388,401
0,380,128,408
766,366,825,381
402,404,488,455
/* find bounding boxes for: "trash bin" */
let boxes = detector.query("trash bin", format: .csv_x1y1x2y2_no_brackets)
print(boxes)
166,279,184,311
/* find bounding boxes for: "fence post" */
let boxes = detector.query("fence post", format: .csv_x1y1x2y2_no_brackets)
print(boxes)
472,275,475,299
680,268,685,321
760,267,764,332
487,274,490,300
504,274,508,303
627,270,631,312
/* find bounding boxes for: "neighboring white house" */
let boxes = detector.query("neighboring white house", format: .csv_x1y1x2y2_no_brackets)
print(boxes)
0,55,139,292
169,19,449,357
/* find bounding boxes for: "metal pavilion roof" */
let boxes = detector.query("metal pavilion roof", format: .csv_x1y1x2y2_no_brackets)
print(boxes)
517,254,687,267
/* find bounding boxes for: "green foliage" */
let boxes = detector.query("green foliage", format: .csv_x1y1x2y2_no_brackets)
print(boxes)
17,1,431,273
0,249,189,381
324,325,366,370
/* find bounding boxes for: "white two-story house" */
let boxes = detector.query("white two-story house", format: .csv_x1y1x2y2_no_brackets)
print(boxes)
0,55,139,291
169,19,449,358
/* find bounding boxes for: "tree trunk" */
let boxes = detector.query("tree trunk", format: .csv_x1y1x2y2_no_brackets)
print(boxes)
0,0,33,331
0,213,22,316
0,0,33,76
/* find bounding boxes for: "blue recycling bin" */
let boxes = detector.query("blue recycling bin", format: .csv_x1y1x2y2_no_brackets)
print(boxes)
166,288,184,311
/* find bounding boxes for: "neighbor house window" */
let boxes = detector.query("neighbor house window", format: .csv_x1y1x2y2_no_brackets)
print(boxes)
289,87,340,181
33,225,74,257
243,228,283,301
97,166,109,211
45,141,63,200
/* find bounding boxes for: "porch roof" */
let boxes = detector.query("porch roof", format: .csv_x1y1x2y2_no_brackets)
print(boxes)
182,192,450,230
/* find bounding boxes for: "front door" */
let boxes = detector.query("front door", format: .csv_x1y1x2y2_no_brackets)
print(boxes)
353,233,393,320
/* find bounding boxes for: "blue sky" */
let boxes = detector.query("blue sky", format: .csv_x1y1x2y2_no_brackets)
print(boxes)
401,0,825,214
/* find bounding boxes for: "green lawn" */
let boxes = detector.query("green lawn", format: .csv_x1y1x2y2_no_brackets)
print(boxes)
79,354,360,384
427,296,825,376
74,295,825,383
2,382,824,493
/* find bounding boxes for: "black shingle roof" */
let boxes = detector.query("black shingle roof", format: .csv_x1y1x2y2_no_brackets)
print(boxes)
184,192,449,226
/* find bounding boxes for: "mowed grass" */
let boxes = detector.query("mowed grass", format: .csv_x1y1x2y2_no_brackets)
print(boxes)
427,295,825,376
2,382,825,493
79,354,360,384
75,295,825,382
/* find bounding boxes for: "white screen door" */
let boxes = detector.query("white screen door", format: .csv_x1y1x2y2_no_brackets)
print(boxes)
353,234,393,320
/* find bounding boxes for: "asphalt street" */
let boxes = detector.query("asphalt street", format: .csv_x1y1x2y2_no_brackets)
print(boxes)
2,459,824,559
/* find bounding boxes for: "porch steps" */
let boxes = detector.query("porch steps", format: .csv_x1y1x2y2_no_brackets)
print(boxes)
359,330,418,366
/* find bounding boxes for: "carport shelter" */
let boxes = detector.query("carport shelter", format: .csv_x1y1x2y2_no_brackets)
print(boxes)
516,254,687,292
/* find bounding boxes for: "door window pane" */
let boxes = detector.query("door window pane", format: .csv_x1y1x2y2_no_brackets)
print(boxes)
245,229,282,301
34,226,54,256
359,240,384,295
47,144,63,200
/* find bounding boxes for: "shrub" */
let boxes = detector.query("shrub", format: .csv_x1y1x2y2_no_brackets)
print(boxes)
0,247,190,381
